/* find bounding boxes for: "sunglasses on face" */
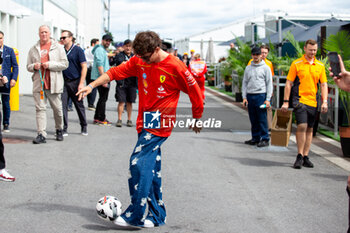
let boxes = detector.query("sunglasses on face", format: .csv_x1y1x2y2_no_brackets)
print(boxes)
60,36,68,40
137,51,155,62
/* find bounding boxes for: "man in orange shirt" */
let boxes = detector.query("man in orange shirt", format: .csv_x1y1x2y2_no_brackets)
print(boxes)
281,39,328,169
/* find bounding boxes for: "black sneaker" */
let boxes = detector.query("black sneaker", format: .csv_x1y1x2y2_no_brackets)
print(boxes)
257,140,269,147
3,124,10,133
56,129,64,141
81,126,88,136
293,154,303,169
303,156,314,168
33,134,46,144
88,104,96,111
244,139,259,145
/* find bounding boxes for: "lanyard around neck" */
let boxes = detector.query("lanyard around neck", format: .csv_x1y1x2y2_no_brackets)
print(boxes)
38,69,46,99
66,44,75,56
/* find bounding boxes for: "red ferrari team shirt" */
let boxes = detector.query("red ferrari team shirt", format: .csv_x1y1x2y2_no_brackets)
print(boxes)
106,54,204,137
188,59,207,79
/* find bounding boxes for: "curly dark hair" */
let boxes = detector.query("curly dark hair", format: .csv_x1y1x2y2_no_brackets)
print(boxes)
132,31,162,56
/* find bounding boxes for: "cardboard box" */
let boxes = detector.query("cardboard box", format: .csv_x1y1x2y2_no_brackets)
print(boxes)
271,110,292,147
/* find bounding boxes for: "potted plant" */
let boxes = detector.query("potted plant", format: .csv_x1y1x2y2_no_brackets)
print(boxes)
226,37,251,102
206,64,215,86
224,75,233,92
324,30,350,156
220,61,233,92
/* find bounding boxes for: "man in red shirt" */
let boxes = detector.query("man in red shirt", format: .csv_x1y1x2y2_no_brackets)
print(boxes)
77,31,203,228
188,53,207,100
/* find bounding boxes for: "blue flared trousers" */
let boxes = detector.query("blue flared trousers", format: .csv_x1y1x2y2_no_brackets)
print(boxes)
120,129,168,227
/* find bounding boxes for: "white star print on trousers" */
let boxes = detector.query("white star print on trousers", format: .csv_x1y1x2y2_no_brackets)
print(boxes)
119,130,168,227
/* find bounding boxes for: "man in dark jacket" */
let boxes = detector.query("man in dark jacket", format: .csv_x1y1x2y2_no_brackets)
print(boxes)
0,31,19,133
0,31,17,181
110,39,137,127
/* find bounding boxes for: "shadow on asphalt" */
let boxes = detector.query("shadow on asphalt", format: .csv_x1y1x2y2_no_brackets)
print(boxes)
11,202,141,231
12,202,98,222
311,173,348,182
193,136,239,144
82,223,141,231
223,156,291,167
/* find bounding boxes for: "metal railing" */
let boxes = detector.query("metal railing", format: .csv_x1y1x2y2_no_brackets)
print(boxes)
272,76,339,137
211,63,342,137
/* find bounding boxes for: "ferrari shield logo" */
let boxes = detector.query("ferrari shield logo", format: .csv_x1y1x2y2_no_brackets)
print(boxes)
160,75,166,83
143,79,148,88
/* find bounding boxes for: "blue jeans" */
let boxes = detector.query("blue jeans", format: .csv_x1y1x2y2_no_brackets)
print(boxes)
120,129,168,227
247,93,269,142
1,94,10,126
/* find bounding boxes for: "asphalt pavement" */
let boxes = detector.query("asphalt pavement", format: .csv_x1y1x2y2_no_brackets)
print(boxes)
1,83,349,233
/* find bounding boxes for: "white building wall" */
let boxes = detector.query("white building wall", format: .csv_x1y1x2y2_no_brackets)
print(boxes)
77,0,105,48
175,15,265,63
43,1,76,41
0,0,105,95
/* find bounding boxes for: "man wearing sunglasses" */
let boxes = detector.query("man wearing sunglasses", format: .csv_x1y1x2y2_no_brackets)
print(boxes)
60,30,88,136
77,31,203,228
27,25,68,144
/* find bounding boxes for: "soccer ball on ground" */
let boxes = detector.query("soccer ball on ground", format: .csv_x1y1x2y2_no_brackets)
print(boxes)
96,195,122,221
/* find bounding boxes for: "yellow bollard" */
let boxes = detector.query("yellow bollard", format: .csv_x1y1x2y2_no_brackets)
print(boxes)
9,47,19,111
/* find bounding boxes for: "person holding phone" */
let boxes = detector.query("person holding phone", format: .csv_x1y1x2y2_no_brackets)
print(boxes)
247,45,274,130
281,39,328,169
330,54,350,92
242,47,273,147
329,54,350,233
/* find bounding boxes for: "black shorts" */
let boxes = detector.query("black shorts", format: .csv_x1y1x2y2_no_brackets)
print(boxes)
293,103,317,128
115,85,137,103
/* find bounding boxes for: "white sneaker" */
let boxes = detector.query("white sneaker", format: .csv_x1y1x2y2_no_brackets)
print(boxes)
143,219,155,228
113,216,140,229
0,169,15,182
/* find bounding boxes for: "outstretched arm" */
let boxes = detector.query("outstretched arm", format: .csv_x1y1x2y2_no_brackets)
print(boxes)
76,73,110,100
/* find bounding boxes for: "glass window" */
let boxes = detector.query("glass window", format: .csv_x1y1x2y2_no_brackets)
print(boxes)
13,0,43,14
